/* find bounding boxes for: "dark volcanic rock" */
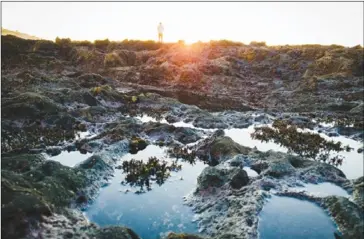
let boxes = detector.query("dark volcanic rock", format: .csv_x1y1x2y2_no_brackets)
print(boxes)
197,166,249,191
322,196,364,239
128,137,148,154
166,232,208,239
229,169,249,189
196,135,251,166
92,226,140,239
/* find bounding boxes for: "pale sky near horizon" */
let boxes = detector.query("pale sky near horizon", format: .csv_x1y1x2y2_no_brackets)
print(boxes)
2,2,363,46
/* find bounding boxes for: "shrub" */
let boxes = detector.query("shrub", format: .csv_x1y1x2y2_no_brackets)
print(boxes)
32,40,58,52
104,52,122,67
72,40,93,47
55,37,71,46
178,40,185,45
72,48,98,63
239,49,256,61
94,38,110,49
249,41,267,47
210,40,244,47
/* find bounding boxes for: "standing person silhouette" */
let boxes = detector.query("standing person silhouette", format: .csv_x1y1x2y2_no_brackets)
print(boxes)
158,22,164,43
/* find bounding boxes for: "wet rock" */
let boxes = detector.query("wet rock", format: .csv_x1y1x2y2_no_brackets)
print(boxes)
197,166,249,191
328,132,339,137
144,122,201,144
166,232,208,239
46,147,62,156
299,162,347,183
178,65,204,90
82,92,98,106
129,137,148,154
229,157,243,167
197,167,226,190
76,73,107,88
1,153,45,173
229,169,249,189
327,102,359,112
2,92,62,119
337,126,362,137
78,155,110,171
197,136,251,166
92,226,140,239
174,127,201,144
264,160,296,178
104,50,136,68
254,114,272,124
1,176,52,238
250,151,297,178
144,123,176,135
349,102,364,114
250,161,269,174
165,115,179,123
277,115,315,129
352,177,364,211
193,115,228,129
1,153,90,238
322,196,364,239
213,129,225,137
63,231,74,238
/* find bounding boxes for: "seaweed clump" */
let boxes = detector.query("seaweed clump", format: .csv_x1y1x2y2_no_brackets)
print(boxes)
251,120,353,166
121,157,182,192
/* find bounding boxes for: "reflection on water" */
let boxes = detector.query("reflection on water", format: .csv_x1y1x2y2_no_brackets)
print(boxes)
251,120,353,167
86,145,206,239
121,156,182,193
291,182,349,197
226,125,363,180
225,125,287,153
136,115,168,124
136,114,216,132
302,128,363,180
48,151,92,167
243,167,259,177
258,196,340,239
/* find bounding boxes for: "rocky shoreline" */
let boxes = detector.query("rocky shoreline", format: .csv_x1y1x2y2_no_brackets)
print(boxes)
1,35,363,239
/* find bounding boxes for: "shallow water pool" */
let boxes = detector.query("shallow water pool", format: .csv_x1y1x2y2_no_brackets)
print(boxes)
258,196,340,239
85,145,206,239
243,167,259,177
224,125,288,153
48,151,93,167
225,125,363,179
291,182,349,197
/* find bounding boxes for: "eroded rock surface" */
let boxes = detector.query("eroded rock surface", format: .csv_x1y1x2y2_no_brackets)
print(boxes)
2,35,363,239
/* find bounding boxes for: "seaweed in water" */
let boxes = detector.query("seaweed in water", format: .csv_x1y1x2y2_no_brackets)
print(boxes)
121,156,182,192
251,120,353,166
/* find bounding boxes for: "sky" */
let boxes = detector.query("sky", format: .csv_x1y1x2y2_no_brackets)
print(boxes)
2,2,363,46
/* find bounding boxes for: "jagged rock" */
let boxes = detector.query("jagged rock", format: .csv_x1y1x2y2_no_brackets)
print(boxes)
197,167,226,190
46,147,62,156
322,196,364,239
166,232,208,239
197,136,251,166
77,73,107,88
92,226,140,239
196,166,249,191
229,169,249,189
128,137,148,154
2,92,61,119
352,177,364,211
